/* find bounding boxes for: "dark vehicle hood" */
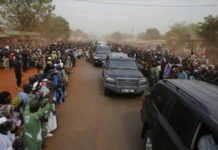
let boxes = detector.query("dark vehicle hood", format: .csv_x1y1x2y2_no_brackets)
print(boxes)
95,53,109,59
106,69,144,78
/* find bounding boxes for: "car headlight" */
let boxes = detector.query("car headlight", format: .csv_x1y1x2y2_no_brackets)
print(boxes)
139,78,146,84
105,76,115,83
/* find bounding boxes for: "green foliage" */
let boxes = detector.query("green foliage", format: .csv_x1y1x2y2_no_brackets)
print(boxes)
71,29,90,40
1,0,55,31
165,22,200,48
42,16,71,42
165,22,188,44
198,15,218,48
145,28,161,40
137,28,161,40
1,0,71,41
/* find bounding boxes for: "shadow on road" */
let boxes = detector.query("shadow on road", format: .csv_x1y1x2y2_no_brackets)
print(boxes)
122,110,144,150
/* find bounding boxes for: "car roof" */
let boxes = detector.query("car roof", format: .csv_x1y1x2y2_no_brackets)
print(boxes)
162,79,218,125
109,52,133,60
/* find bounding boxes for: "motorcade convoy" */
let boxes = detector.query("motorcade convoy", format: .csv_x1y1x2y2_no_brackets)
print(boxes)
93,45,111,66
140,79,218,150
102,52,146,95
65,49,84,59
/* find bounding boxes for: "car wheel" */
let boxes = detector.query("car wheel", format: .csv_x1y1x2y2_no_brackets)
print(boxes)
104,88,110,96
145,130,153,150
93,62,97,67
138,91,144,96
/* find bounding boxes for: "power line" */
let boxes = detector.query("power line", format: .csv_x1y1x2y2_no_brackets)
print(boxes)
60,0,218,7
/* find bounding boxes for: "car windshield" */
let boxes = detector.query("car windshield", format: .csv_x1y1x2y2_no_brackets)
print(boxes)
96,50,110,54
96,46,111,54
109,59,138,70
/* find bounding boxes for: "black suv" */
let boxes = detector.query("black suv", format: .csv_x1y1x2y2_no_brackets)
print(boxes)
102,52,146,95
140,79,218,150
93,45,111,66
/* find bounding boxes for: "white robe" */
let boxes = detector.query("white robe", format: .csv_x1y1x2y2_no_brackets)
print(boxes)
0,132,15,150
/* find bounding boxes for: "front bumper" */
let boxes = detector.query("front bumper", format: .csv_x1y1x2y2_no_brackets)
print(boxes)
94,59,105,65
104,82,146,94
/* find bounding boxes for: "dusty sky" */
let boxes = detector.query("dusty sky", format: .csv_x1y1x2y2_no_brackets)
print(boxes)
53,0,218,37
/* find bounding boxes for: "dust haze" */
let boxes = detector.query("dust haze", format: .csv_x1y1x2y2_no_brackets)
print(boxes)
53,0,218,37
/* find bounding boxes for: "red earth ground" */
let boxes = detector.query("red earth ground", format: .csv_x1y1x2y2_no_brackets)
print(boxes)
0,68,37,96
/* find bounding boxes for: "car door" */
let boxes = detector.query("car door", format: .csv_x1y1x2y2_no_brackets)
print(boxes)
153,92,198,150
166,95,199,148
150,87,182,150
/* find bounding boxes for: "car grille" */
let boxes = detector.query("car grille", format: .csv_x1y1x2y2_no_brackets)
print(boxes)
117,79,139,86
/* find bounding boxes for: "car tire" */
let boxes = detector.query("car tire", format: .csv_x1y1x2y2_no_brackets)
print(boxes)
138,91,144,96
141,122,148,139
144,130,153,150
93,62,97,67
104,88,110,96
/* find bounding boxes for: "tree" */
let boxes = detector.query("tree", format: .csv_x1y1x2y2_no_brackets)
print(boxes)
1,0,55,31
165,22,188,44
145,28,161,40
42,16,71,42
165,22,200,48
137,28,161,40
111,31,122,41
198,15,218,63
71,29,90,40
198,15,218,48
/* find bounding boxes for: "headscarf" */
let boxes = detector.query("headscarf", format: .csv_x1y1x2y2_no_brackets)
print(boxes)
11,97,22,108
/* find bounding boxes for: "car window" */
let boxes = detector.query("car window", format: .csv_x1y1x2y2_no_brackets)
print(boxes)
152,85,173,114
96,46,111,54
108,59,138,70
167,98,198,147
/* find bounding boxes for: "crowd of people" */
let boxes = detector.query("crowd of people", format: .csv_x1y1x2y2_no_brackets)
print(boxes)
0,41,90,150
1,40,218,149
112,44,218,88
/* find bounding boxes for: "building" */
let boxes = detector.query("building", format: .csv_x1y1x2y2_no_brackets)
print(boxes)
0,31,48,48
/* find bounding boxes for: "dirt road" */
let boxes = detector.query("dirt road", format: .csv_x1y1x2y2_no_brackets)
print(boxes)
0,68,37,96
45,59,144,150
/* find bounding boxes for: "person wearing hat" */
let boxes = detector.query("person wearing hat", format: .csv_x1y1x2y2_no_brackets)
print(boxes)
23,96,53,150
11,97,22,109
51,51,57,60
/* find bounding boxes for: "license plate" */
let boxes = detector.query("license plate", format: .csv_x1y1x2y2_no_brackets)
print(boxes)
121,89,134,93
